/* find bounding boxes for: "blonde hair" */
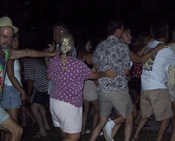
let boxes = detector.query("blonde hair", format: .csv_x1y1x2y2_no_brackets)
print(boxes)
59,34,74,71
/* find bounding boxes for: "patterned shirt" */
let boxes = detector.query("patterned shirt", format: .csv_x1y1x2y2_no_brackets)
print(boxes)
24,58,48,92
130,62,142,78
0,51,8,100
47,55,92,107
93,36,130,94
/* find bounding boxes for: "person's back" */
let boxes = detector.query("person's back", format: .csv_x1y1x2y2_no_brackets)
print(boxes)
132,22,175,141
24,58,48,92
48,55,91,107
93,36,130,93
142,40,175,90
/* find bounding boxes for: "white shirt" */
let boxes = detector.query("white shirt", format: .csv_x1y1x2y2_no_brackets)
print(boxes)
4,59,22,86
141,40,175,90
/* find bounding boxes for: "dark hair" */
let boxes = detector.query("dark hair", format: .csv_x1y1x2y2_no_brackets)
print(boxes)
77,37,91,55
152,22,169,39
107,19,123,35
132,32,151,52
52,22,68,32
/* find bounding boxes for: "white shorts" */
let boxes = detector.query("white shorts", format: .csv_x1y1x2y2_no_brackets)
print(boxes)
167,84,175,102
83,80,98,101
50,98,82,133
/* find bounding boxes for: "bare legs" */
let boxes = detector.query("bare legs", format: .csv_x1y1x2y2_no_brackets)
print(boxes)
89,112,133,141
20,104,36,127
31,103,50,136
4,108,20,140
132,117,170,141
89,116,108,141
0,116,23,141
82,99,99,134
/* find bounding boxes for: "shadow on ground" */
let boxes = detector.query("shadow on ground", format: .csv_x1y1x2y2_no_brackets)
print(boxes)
21,112,171,141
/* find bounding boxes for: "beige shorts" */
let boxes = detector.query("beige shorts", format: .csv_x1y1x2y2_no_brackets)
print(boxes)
167,84,175,102
83,80,98,101
140,89,173,121
50,98,82,133
99,90,133,118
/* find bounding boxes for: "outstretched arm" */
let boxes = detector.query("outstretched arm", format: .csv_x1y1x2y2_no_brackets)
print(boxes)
130,43,165,63
8,48,59,59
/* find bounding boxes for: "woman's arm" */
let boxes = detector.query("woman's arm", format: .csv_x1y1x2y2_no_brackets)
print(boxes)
7,59,27,101
130,43,165,63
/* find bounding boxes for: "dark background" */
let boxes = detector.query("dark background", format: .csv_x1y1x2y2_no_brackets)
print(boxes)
1,0,175,49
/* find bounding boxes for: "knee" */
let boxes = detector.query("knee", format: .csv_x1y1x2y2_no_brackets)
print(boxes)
126,113,133,123
31,105,37,113
11,125,23,138
18,126,23,136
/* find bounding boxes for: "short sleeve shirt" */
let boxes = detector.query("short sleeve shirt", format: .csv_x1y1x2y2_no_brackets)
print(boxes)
47,55,92,107
24,58,48,92
0,51,8,100
142,40,175,90
92,36,130,94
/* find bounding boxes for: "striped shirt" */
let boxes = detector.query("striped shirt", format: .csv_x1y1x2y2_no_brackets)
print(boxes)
24,58,48,92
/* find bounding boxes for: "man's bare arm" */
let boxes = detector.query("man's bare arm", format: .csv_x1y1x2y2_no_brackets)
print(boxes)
89,70,117,80
8,48,59,59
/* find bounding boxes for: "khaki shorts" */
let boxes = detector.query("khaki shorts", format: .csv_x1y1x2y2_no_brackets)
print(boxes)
83,80,98,101
140,89,173,121
99,90,133,118
167,84,175,102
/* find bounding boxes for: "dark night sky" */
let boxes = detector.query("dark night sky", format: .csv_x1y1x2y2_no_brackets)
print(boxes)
1,0,175,49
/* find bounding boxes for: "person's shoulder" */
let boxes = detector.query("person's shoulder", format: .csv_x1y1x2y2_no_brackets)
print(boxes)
148,40,160,48
70,57,85,65
158,46,175,57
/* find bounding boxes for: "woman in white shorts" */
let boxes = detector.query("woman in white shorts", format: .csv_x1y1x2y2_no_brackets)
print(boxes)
47,34,116,141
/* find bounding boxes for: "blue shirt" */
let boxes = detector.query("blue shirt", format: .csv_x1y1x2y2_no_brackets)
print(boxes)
92,36,130,94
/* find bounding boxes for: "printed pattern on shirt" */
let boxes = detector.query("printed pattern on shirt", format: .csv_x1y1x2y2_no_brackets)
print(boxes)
0,51,8,99
131,63,142,78
143,47,157,71
48,55,92,107
92,36,130,94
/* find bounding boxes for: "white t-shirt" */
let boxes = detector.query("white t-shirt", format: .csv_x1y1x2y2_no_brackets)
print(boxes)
141,40,175,90
4,59,22,86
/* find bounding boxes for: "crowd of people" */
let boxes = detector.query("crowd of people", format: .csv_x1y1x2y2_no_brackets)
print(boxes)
0,15,175,141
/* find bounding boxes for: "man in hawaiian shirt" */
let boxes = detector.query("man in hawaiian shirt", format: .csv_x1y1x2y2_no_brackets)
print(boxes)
89,20,133,141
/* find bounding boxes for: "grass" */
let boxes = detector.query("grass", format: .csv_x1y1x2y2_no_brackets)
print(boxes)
21,113,172,141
